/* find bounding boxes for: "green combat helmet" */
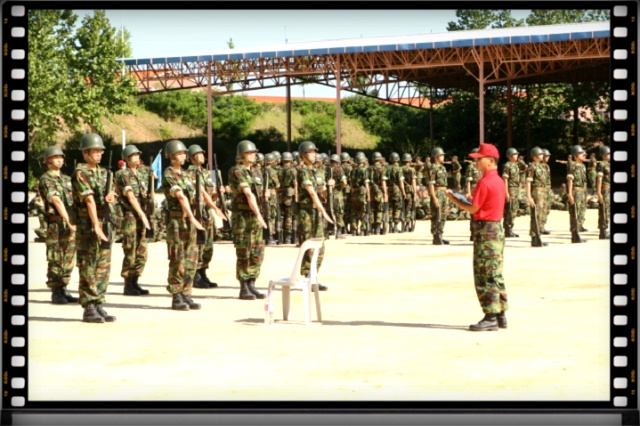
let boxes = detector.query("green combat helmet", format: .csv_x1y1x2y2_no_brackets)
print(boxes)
389,152,400,162
265,153,276,164
542,149,550,157
164,139,188,159
44,146,65,160
340,152,350,162
298,141,318,155
256,153,265,163
599,146,610,157
402,153,412,162
187,144,205,161
330,154,340,163
281,152,293,162
355,153,367,164
372,152,383,162
571,145,585,156
271,151,282,161
530,146,543,158
237,140,258,156
431,147,445,158
122,144,142,160
292,151,300,161
79,133,106,151
506,147,518,158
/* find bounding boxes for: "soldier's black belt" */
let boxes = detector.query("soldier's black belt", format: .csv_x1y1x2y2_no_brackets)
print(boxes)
298,204,317,210
531,186,547,189
235,203,252,211
169,210,186,218
573,186,586,191
78,209,89,217
48,215,62,221
475,220,501,226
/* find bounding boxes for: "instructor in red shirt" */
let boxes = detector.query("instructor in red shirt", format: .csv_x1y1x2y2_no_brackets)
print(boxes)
446,143,508,331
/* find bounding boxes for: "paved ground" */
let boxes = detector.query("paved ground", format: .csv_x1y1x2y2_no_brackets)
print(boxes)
24,209,610,402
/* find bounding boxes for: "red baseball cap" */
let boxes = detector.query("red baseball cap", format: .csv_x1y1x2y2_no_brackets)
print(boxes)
468,143,500,159
117,160,125,167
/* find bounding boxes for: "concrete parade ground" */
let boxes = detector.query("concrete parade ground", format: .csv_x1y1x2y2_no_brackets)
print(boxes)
24,209,610,403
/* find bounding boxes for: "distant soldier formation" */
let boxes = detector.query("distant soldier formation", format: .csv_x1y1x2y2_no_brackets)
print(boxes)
33,134,611,323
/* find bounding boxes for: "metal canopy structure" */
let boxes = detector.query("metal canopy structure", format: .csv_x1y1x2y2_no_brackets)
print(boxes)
121,21,610,155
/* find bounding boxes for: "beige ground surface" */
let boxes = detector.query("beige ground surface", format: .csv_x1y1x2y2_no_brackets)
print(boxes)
24,209,610,402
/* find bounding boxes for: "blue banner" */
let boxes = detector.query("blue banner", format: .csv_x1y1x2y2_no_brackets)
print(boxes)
151,150,163,190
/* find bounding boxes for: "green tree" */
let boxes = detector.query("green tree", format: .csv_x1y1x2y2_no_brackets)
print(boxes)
447,10,523,31
526,9,609,25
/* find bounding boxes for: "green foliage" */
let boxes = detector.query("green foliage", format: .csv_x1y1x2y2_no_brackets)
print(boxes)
296,113,336,150
447,10,524,31
526,9,609,26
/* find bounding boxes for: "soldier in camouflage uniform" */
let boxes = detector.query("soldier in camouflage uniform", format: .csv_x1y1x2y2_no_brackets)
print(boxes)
596,146,610,239
340,152,353,234
279,152,298,244
162,140,206,311
263,153,280,245
517,154,528,191
501,147,520,238
386,152,406,233
38,146,79,305
567,145,588,243
401,154,417,231
29,192,47,242
429,147,450,245
368,152,389,235
186,144,227,288
72,133,118,323
465,148,482,241
586,152,598,196
421,156,432,187
330,154,347,239
115,144,153,296
348,153,370,235
229,140,269,300
525,147,549,247
540,149,553,235
296,141,334,290
446,143,507,332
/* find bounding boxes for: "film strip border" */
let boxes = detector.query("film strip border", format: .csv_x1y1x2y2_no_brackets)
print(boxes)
609,3,638,412
3,3,29,412
0,1,638,415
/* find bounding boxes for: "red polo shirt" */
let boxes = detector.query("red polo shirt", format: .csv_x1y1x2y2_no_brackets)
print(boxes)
471,168,505,221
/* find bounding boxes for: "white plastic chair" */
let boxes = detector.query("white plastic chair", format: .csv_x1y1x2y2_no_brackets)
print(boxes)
267,237,324,325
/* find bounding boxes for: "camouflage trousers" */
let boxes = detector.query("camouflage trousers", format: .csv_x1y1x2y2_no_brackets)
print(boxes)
388,186,403,223
166,216,198,295
503,187,519,231
46,220,76,289
349,188,367,232
569,188,587,232
452,172,462,192
281,197,294,239
430,189,447,235
233,210,265,281
472,221,508,314
197,211,215,269
343,187,352,228
544,188,553,227
599,185,610,230
36,213,47,239
120,211,149,279
76,215,112,308
403,188,415,222
370,188,384,225
267,196,278,237
298,206,325,277
529,188,547,237
331,190,345,228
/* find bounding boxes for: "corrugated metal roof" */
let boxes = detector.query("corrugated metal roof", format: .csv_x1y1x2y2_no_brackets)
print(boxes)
123,21,610,66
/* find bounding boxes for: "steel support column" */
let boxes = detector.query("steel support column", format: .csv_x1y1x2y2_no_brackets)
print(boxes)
507,79,512,149
335,56,342,155
286,76,292,152
478,49,485,145
207,62,213,166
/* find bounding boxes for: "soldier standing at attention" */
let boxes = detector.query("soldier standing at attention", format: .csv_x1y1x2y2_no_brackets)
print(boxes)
115,144,152,296
264,153,281,245
586,152,598,196
401,153,417,231
38,146,79,305
330,154,347,239
229,140,269,300
296,141,334,290
596,146,610,240
340,152,353,235
541,149,553,235
421,156,432,187
525,147,549,247
502,147,520,238
349,153,370,235
185,144,227,288
429,147,449,245
162,140,206,311
368,152,389,235
72,133,118,323
386,152,406,233
446,143,507,332
465,147,482,241
279,152,298,244
567,145,588,243
450,155,462,192
29,192,47,242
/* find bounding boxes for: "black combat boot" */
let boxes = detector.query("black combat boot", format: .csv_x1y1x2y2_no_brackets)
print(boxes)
82,302,105,323
315,283,328,291
96,304,116,322
505,229,519,238
571,231,586,243
171,293,189,311
470,314,499,331
62,286,79,303
441,235,450,245
199,268,218,288
182,294,201,310
599,229,609,240
193,271,210,289
433,234,443,245
531,236,548,247
497,311,507,329
247,278,266,299
580,226,588,232
123,276,141,296
51,286,69,304
239,280,256,300
266,235,277,245
541,229,550,235
336,230,346,239
131,275,149,295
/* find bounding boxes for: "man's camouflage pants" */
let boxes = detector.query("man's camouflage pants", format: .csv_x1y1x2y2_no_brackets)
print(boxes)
281,197,294,240
388,185,403,224
349,188,367,232
197,208,215,269
120,211,149,279
529,188,547,237
472,221,508,314
46,220,76,289
233,210,265,281
298,206,325,277
332,190,345,228
166,216,197,295
569,187,587,232
503,187,519,232
430,189,447,235
370,187,384,225
599,185,610,231
76,215,112,308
